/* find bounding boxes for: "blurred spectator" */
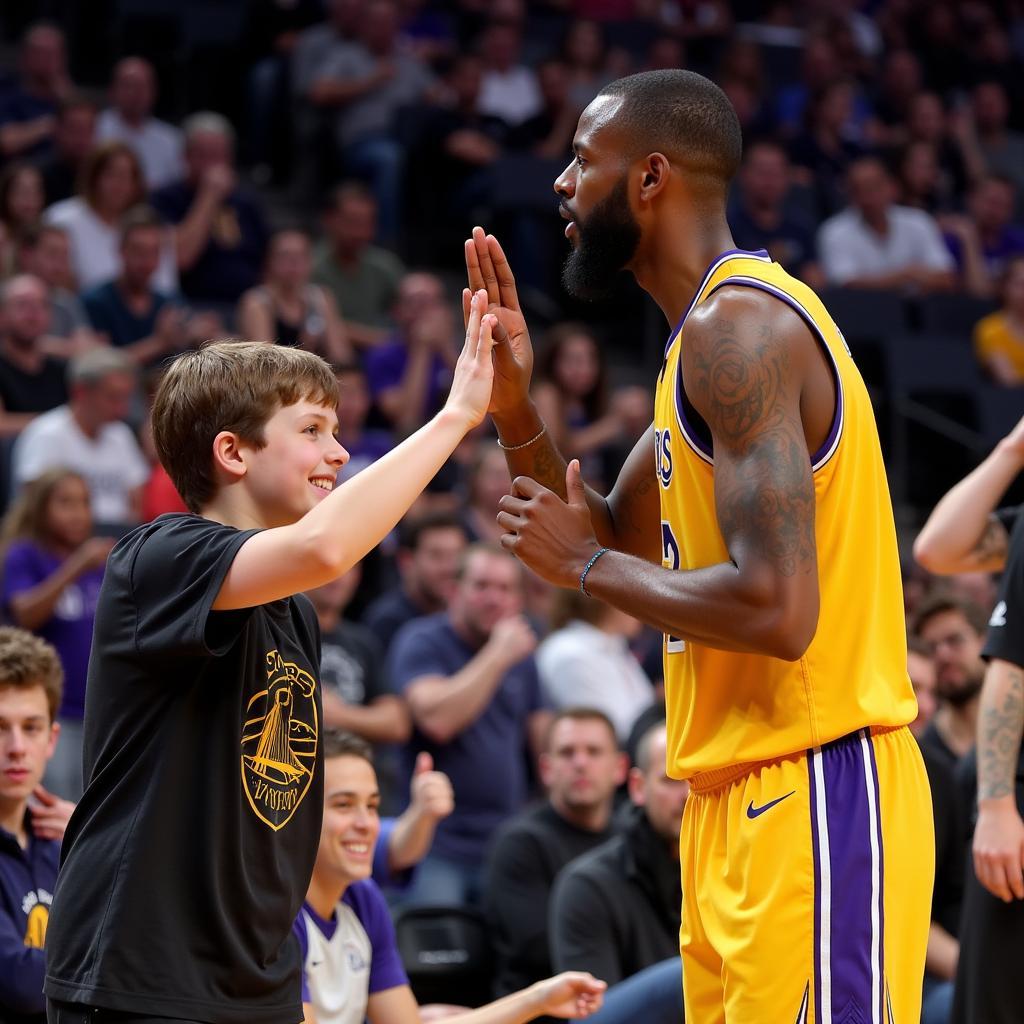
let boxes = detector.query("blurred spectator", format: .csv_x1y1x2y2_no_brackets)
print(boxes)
0,628,72,1023
414,54,508,233
905,92,977,202
508,58,579,160
485,708,627,997
306,566,411,810
908,636,939,739
969,81,1024,204
973,257,1024,387
549,724,684,986
789,78,868,219
773,35,843,140
897,140,946,215
16,225,95,350
313,183,405,351
727,139,821,286
335,362,394,481
533,323,645,484
151,112,268,307
0,163,45,276
365,272,457,435
873,48,923,141
0,471,111,801
0,275,68,437
461,442,512,545
296,0,433,242
96,57,184,191
818,156,955,292
960,176,1024,282
643,36,685,73
12,347,148,528
476,20,543,128
291,0,362,97
561,19,614,109
537,590,653,744
911,594,988,770
0,23,69,162
361,511,467,650
36,96,97,206
237,228,350,363
389,544,549,906
81,206,216,368
44,141,177,295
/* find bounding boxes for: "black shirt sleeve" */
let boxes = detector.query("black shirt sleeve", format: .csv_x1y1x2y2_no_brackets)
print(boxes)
549,864,624,987
122,514,261,659
983,514,1024,668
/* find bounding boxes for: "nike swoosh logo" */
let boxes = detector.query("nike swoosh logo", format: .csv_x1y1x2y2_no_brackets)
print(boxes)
746,791,796,819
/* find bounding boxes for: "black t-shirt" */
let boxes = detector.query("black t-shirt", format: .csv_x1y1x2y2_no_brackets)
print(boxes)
984,513,1024,670
44,514,323,1023
483,801,616,998
0,354,67,413
919,740,965,939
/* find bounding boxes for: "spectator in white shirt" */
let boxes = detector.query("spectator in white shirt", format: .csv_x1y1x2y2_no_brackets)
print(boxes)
43,140,177,293
12,347,150,527
477,21,542,128
817,156,956,292
96,57,184,190
537,590,654,744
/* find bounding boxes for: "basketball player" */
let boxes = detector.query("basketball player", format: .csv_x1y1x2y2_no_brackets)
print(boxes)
469,69,933,1022
43,299,495,1024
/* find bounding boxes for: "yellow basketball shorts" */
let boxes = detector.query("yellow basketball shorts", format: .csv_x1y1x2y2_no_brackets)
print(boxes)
680,726,933,1024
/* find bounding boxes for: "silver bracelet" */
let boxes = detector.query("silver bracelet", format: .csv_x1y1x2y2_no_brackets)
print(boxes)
496,424,547,452
579,547,610,597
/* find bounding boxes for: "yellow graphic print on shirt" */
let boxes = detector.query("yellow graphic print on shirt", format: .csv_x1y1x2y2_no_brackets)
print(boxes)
23,900,48,948
241,649,319,831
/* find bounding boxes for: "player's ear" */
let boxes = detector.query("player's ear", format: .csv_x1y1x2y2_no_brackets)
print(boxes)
211,430,247,481
638,152,671,202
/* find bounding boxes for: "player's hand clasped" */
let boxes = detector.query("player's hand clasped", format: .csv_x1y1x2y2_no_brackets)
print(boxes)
445,288,497,430
496,459,604,589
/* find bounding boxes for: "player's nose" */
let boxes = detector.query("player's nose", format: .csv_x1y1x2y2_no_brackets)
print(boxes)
554,164,575,199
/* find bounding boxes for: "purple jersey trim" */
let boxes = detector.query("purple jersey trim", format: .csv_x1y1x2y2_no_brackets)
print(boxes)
807,729,886,1024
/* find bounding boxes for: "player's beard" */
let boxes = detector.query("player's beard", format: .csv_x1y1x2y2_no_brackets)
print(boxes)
561,174,641,301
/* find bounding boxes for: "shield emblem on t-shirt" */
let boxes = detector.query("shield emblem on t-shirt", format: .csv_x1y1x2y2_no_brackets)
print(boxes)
241,649,319,830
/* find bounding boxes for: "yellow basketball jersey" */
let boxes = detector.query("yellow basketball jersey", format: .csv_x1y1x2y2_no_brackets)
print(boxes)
653,249,916,779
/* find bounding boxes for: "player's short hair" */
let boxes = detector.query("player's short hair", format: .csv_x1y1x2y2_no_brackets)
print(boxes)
596,69,742,195
912,592,990,639
397,511,466,552
322,729,374,764
0,627,63,723
545,707,619,751
151,340,338,513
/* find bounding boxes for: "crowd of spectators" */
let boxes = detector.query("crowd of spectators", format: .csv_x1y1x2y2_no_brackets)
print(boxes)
0,2,1023,1023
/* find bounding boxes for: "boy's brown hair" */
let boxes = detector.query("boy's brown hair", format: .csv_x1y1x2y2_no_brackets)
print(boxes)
0,627,64,723
152,340,339,512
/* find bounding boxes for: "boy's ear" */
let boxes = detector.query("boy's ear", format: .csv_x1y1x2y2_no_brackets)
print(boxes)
211,431,248,482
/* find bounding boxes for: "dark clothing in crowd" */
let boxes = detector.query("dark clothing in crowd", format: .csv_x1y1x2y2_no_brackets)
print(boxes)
549,805,681,987
0,357,67,415
484,801,617,998
361,588,424,653
82,282,170,355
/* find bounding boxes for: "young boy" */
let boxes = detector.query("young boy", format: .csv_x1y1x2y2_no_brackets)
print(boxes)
44,295,497,1024
0,627,74,1024
298,730,606,1024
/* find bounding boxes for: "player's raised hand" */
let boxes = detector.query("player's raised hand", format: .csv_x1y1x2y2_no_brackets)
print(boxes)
463,227,534,416
528,972,607,1019
445,289,496,431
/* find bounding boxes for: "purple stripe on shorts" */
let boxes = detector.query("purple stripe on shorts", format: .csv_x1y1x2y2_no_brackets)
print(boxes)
867,735,886,1024
817,729,878,1022
807,748,824,1024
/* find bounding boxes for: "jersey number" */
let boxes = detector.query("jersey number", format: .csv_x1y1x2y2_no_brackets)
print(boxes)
661,522,685,653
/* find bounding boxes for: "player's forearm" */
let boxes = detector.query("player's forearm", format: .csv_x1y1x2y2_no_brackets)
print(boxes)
914,441,1022,573
977,658,1024,802
925,922,958,980
407,648,510,743
493,400,617,547
582,549,816,661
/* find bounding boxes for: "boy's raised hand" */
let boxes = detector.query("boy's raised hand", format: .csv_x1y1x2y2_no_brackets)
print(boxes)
463,228,535,417
445,289,496,430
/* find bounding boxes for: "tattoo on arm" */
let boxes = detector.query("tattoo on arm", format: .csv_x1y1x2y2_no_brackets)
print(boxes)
530,441,563,492
971,516,1009,566
691,321,816,578
978,662,1024,801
